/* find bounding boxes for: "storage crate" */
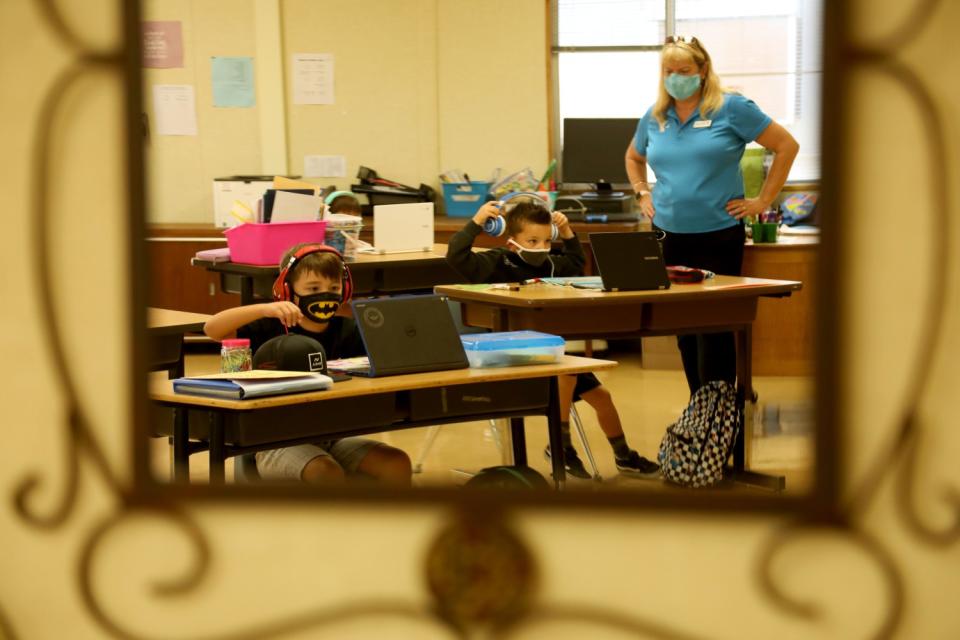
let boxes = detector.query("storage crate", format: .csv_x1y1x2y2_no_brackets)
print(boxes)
442,182,492,217
460,331,565,368
224,221,327,266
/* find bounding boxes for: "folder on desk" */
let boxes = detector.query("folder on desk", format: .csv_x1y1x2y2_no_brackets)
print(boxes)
194,247,231,263
173,371,332,399
262,188,319,223
270,190,323,223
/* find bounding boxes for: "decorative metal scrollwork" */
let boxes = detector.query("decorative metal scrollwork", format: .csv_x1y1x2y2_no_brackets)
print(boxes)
8,0,956,637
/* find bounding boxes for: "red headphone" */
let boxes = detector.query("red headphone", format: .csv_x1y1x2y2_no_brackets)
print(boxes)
271,244,354,304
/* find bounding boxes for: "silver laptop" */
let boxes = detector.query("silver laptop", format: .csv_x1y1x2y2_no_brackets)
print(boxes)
372,202,434,254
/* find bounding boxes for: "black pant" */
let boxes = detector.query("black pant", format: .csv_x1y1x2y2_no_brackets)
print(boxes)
656,223,745,395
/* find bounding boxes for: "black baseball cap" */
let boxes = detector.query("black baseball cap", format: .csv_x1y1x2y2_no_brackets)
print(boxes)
252,334,327,373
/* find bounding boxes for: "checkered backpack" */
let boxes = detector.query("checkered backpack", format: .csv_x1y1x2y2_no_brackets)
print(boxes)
657,381,740,488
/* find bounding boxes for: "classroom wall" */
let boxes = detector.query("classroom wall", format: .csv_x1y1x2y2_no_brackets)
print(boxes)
144,0,550,224
142,0,263,222
3,0,960,638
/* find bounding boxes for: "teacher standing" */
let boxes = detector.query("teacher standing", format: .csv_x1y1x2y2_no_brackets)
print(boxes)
625,35,799,394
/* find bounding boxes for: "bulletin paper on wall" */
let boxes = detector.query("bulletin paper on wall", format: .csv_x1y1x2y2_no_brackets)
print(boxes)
292,53,335,105
152,85,198,136
141,21,183,68
304,155,347,177
211,56,255,108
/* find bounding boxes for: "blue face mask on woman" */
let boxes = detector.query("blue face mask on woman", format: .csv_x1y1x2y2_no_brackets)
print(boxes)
664,73,701,100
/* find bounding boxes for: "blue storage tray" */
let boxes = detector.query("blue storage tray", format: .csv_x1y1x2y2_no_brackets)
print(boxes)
461,331,564,351
460,331,565,368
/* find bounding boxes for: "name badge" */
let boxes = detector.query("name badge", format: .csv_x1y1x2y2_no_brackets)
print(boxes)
693,119,712,128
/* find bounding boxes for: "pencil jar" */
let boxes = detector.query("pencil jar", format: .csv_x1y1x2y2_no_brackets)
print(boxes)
323,213,363,259
751,222,779,243
221,338,252,373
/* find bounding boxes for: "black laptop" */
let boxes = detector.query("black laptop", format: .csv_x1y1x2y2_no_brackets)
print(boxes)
335,295,469,377
586,231,671,291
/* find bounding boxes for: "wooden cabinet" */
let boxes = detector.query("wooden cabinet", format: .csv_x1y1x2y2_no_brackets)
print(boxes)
741,237,817,375
147,224,239,314
147,218,643,314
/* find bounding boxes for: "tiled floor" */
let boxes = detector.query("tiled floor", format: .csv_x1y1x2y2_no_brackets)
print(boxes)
151,347,814,495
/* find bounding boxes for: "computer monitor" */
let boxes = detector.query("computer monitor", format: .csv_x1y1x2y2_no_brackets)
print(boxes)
561,118,639,191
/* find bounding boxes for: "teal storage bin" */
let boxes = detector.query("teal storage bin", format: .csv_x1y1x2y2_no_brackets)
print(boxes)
460,331,565,368
442,182,492,217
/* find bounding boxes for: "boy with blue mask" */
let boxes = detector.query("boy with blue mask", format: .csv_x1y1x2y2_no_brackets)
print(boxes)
446,200,660,479
203,243,412,485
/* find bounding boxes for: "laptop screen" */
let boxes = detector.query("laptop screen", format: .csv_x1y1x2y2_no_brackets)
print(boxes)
372,202,434,253
589,232,670,291
351,295,468,376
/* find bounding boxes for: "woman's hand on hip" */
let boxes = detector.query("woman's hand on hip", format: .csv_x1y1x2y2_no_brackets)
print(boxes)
637,193,655,220
725,197,768,220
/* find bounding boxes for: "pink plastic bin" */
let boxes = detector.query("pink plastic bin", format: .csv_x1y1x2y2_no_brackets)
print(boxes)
224,221,327,266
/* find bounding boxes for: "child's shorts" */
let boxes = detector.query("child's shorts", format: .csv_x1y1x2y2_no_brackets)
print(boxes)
573,372,602,402
255,437,380,480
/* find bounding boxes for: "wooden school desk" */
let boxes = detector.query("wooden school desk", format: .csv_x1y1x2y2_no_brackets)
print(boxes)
192,243,463,305
150,355,616,488
435,276,802,491
148,307,211,378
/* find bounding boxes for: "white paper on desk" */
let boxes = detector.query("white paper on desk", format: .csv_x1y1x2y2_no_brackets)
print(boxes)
304,155,346,177
152,84,198,135
292,53,334,105
271,190,322,222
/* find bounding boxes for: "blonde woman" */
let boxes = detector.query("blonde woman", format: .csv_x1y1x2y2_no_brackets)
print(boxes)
624,36,799,394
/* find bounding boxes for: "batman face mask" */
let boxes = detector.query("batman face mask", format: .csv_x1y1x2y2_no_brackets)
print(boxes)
296,292,341,323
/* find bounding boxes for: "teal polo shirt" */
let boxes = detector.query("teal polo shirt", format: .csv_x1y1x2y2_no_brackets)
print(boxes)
633,93,772,233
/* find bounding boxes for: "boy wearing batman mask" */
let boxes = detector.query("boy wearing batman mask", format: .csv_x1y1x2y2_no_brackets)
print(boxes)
203,243,412,485
447,199,660,479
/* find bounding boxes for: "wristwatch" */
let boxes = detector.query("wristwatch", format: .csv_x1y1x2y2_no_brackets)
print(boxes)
634,189,651,200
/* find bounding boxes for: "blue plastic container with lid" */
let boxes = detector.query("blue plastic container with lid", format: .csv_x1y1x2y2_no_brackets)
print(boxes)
460,331,565,368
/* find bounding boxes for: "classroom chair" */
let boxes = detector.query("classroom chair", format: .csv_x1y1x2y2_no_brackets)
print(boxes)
411,405,603,482
409,300,604,481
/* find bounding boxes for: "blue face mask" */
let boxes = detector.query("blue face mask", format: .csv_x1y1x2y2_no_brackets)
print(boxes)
664,73,701,100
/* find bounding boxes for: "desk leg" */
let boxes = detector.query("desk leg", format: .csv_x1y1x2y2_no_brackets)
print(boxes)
173,338,185,379
547,376,566,490
492,308,509,332
734,326,747,472
510,418,527,467
172,407,189,482
741,324,755,404
732,325,785,492
240,276,254,306
209,412,226,484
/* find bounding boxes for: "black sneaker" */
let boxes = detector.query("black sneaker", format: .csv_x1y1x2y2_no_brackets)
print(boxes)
615,450,661,478
544,445,591,479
